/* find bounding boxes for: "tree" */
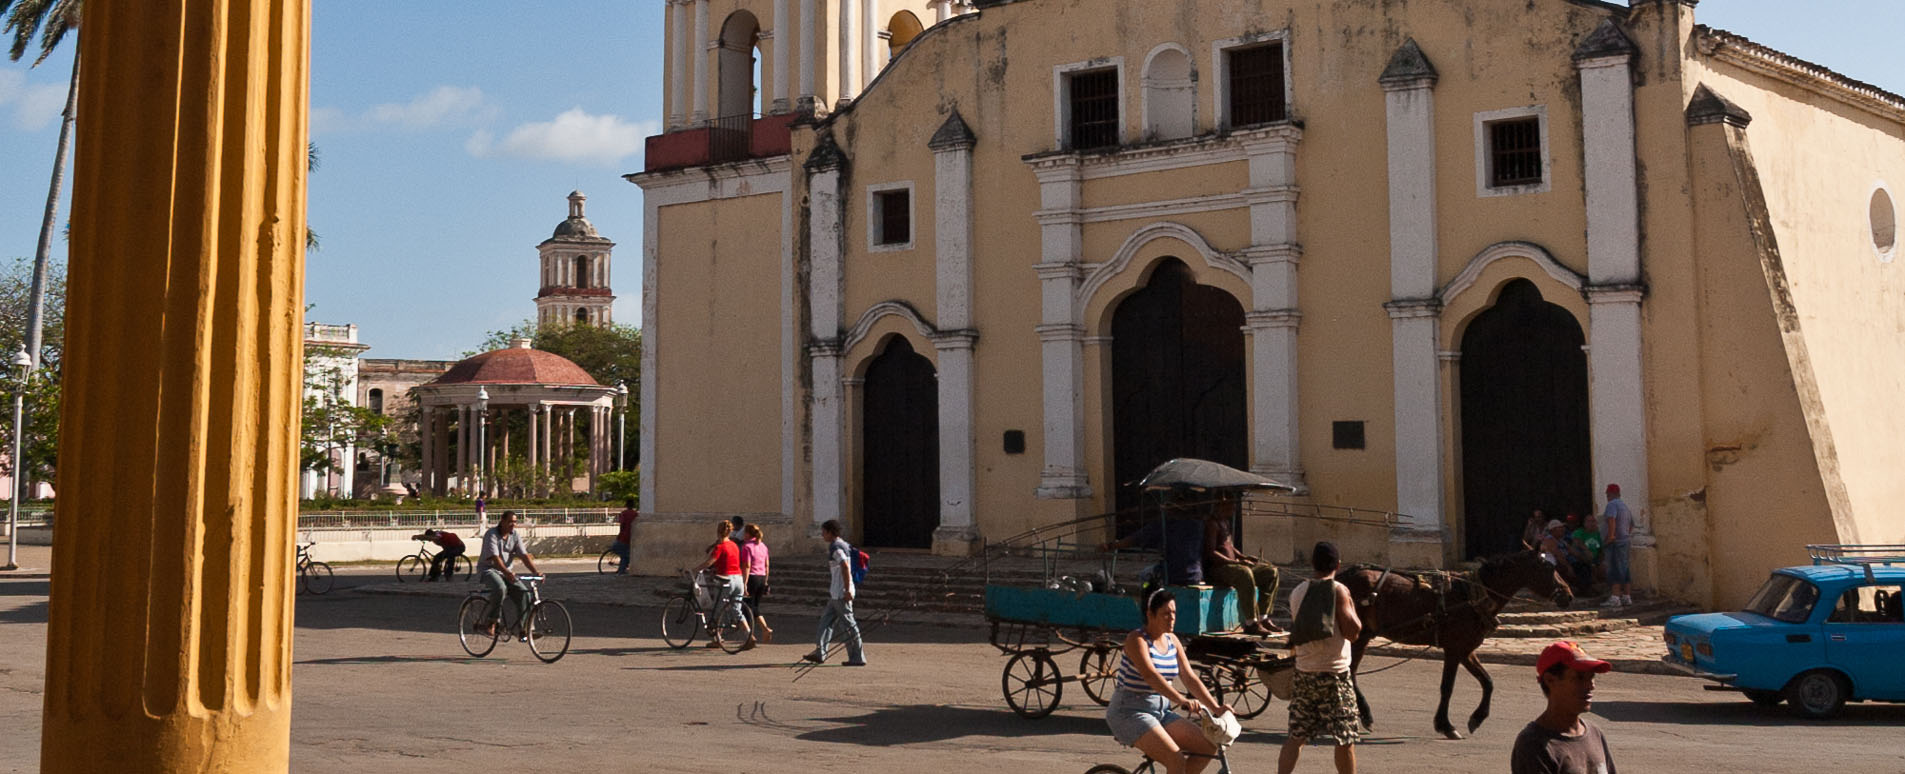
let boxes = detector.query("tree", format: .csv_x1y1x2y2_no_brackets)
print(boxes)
3,0,81,375
301,344,388,498
473,320,641,470
0,257,63,490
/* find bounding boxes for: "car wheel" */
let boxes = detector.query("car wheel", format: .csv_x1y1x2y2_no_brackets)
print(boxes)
1742,689,1781,708
1784,670,1848,719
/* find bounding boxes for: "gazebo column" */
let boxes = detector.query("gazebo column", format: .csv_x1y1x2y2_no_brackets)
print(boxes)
527,404,541,496
565,407,576,493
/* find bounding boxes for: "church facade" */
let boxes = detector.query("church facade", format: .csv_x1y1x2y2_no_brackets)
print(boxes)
632,0,1905,606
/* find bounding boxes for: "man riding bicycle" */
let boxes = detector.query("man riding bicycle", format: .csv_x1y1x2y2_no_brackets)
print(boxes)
479,511,543,638
412,528,466,582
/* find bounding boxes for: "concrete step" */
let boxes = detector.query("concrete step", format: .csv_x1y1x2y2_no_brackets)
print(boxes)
1493,599,1699,638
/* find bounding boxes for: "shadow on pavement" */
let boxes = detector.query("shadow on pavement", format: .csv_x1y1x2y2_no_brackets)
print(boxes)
297,655,487,666
0,580,50,598
0,600,46,625
1593,699,1905,727
792,703,1107,745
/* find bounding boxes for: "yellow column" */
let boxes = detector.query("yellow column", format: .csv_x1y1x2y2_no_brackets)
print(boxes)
42,1,310,772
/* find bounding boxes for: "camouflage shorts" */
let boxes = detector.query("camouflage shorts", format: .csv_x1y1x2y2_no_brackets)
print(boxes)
1286,670,1361,745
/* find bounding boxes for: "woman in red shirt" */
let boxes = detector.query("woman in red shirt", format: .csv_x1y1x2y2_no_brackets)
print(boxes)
692,520,755,649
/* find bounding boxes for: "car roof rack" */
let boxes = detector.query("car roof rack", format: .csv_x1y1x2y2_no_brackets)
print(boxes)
1807,544,1905,582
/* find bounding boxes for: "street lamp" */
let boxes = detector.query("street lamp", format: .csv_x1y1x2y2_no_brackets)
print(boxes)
6,346,32,570
615,381,628,472
473,387,489,496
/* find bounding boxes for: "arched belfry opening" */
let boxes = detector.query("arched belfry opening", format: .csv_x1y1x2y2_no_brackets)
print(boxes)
574,255,590,289
718,11,761,119
1110,258,1248,516
861,336,939,549
1459,278,1591,558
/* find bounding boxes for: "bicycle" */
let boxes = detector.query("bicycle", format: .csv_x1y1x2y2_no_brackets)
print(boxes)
296,542,334,595
1086,707,1235,774
659,570,751,653
455,574,573,663
597,544,630,574
398,536,474,582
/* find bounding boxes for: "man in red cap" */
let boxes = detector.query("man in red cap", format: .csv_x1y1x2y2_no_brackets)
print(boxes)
1600,484,1633,608
1511,641,1616,774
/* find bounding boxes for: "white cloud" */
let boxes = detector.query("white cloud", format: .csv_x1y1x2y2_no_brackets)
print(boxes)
0,70,69,131
465,108,656,167
311,85,495,134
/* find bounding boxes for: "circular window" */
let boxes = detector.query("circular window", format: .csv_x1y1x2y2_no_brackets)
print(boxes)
1873,186,1897,262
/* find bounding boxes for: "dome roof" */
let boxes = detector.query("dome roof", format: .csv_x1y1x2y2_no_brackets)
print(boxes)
431,340,599,386
551,216,600,239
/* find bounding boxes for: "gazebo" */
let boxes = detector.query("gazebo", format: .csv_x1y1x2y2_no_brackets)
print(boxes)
412,338,620,496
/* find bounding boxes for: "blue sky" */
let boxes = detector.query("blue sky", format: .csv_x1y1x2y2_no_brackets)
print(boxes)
0,1,1900,359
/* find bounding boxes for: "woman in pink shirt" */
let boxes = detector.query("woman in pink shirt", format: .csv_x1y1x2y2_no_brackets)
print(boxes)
740,524,773,643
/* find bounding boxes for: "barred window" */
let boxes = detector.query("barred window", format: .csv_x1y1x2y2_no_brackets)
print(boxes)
1488,117,1544,188
876,189,911,246
1227,43,1286,127
1069,69,1120,150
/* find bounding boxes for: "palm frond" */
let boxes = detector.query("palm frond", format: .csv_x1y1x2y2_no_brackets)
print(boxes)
3,0,77,65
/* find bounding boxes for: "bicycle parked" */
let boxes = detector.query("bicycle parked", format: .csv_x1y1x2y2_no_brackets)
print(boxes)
296,542,334,595
455,574,572,663
597,545,624,574
398,533,474,582
660,570,751,653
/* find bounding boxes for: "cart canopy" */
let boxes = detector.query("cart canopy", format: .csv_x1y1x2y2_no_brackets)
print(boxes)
1136,458,1294,493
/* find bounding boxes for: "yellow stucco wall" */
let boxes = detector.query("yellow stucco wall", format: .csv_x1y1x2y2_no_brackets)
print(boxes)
653,193,785,514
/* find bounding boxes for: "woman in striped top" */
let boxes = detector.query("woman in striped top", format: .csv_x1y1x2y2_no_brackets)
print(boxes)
1104,585,1230,774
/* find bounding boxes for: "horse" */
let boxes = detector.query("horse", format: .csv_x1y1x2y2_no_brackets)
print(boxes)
1337,549,1573,740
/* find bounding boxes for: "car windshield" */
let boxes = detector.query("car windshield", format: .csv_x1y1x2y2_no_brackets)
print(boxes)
1744,574,1821,624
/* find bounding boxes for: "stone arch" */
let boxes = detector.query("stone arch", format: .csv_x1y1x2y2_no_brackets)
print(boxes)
843,300,941,376
1080,221,1252,335
1141,43,1195,141
1439,241,1588,350
717,10,761,118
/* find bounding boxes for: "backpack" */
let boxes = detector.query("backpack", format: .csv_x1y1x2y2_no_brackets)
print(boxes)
849,544,870,586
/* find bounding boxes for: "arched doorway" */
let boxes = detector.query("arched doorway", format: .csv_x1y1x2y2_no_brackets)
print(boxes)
1459,279,1591,558
861,336,939,548
1111,258,1248,516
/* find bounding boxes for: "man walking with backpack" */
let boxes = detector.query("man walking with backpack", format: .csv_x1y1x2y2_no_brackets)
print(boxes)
803,519,867,666
1279,541,1362,774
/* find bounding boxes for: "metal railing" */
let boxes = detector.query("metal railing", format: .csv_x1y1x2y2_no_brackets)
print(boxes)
297,508,618,531
707,112,754,163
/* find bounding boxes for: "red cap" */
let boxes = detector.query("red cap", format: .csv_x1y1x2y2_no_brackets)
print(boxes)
1606,483,1621,496
1536,641,1612,676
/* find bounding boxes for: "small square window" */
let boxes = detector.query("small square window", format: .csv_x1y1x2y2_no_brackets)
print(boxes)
1332,421,1366,450
1003,430,1026,455
1226,43,1286,127
1488,117,1543,188
877,189,910,245
1068,69,1120,150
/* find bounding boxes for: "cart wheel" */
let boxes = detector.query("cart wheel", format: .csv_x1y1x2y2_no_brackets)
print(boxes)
1079,647,1116,706
1002,650,1063,719
1225,665,1273,719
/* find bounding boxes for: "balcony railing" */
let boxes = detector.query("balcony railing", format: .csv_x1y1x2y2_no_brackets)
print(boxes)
709,113,752,163
643,112,798,173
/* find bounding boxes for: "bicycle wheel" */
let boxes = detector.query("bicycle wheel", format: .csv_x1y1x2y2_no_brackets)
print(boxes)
713,602,749,654
527,600,573,663
396,555,425,583
302,561,334,595
598,548,615,574
660,595,700,649
453,554,475,581
1083,766,1134,774
1079,646,1116,706
1002,650,1063,719
457,596,500,657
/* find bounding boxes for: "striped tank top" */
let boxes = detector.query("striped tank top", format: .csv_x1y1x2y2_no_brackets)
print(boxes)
1114,632,1179,694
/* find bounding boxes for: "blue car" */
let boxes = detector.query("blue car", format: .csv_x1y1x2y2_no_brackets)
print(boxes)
1662,545,1905,718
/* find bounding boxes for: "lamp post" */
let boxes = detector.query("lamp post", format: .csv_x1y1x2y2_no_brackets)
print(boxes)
615,381,628,472
6,347,32,570
473,387,489,496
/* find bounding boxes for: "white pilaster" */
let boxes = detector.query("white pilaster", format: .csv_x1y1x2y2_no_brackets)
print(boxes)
772,0,791,112
1575,26,1649,540
1032,157,1090,499
931,114,978,550
837,0,857,105
669,0,687,128
933,0,948,24
692,0,711,124
798,0,816,110
861,0,877,90
1240,128,1304,488
1381,40,1442,532
808,155,847,526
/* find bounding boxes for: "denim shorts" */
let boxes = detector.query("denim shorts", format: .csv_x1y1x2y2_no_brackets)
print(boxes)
1105,688,1182,747
1604,541,1632,584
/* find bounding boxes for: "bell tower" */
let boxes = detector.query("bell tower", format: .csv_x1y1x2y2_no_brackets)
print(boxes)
536,190,616,327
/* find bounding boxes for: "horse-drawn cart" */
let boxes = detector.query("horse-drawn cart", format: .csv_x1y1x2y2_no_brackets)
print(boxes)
982,458,1299,720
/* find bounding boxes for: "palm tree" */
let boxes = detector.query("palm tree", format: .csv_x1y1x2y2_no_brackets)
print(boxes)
3,0,81,373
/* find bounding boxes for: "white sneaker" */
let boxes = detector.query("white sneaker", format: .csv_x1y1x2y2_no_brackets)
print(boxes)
1621,595,1633,606
1600,596,1623,608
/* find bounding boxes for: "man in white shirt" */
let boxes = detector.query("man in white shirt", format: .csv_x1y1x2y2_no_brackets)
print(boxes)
802,519,866,666
1279,541,1363,774
478,511,543,638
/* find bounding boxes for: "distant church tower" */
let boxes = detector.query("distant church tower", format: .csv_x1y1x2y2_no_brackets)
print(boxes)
536,190,616,327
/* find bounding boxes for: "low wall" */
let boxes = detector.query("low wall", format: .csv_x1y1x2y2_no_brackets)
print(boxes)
304,523,622,563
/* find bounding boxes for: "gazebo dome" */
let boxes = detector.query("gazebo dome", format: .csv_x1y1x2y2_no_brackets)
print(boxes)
431,338,599,386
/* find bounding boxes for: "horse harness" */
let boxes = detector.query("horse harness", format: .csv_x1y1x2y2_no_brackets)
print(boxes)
1358,567,1497,649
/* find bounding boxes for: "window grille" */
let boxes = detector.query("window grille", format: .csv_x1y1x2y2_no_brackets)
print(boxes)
1489,117,1543,188
1228,43,1286,127
878,190,911,246
1069,69,1120,150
